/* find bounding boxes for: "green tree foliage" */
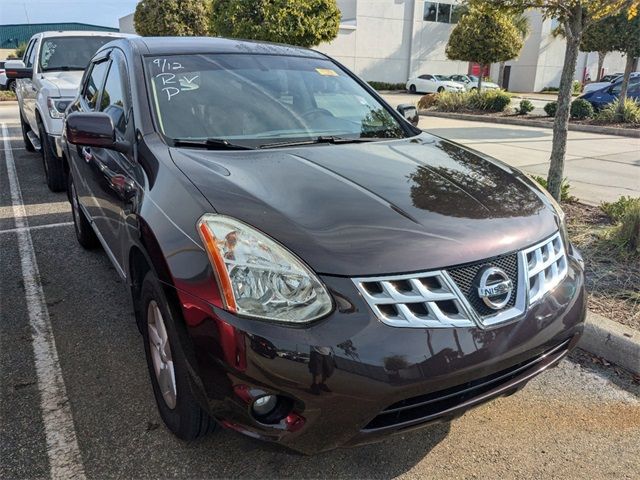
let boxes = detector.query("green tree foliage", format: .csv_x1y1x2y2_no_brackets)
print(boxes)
134,0,212,36
446,5,524,91
210,0,341,48
580,16,617,80
14,43,28,59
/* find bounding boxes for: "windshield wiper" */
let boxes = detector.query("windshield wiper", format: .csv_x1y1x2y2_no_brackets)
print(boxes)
172,138,254,150
258,135,381,149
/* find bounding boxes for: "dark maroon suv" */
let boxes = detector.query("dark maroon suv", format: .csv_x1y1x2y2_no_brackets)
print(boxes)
61,37,586,454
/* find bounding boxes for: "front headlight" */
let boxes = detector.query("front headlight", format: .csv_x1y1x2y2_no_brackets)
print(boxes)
47,97,72,119
197,214,333,323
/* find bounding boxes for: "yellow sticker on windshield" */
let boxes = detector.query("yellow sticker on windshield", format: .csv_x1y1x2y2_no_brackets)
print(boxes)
315,68,338,76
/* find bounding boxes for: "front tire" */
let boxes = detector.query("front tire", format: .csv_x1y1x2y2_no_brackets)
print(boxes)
140,271,215,441
38,119,65,192
68,173,98,249
437,86,445,93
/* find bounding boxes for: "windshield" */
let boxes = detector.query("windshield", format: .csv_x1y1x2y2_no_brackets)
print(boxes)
39,36,115,72
145,54,412,148
468,75,479,82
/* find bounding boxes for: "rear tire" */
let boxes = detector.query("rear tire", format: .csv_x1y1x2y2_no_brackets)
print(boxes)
38,119,65,192
7,80,16,94
20,109,35,152
140,271,215,441
68,173,98,249
409,84,417,94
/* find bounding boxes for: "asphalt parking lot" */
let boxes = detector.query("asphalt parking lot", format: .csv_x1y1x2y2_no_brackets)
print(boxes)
1,102,639,479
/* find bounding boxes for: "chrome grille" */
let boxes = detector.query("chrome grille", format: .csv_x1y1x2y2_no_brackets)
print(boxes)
353,231,568,329
524,232,568,304
447,254,519,317
353,272,475,328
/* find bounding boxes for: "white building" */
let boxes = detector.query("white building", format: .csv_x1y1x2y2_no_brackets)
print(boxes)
119,0,633,92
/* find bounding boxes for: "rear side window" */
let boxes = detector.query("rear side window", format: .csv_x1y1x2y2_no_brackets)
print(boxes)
83,61,109,110
100,59,127,135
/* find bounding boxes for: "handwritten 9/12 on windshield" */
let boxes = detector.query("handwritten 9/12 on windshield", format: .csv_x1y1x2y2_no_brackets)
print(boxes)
152,58,199,101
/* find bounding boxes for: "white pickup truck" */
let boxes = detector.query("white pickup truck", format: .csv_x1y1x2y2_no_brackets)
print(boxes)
6,31,132,191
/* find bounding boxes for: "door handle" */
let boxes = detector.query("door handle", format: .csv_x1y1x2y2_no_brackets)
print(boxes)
81,147,92,163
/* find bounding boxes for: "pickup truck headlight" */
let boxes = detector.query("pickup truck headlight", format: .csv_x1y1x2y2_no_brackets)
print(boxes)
197,214,333,323
47,97,72,119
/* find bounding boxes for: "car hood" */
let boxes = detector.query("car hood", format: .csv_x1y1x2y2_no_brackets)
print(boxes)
40,71,84,97
171,133,558,276
442,81,464,88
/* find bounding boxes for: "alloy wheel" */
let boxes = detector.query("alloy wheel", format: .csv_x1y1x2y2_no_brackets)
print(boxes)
147,300,177,409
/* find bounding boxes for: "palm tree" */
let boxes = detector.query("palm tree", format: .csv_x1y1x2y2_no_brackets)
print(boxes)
498,13,531,89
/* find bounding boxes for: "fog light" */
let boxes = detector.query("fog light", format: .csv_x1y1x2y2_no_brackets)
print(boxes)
252,395,278,416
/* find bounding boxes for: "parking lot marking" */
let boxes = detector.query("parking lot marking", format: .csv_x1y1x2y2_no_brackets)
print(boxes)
2,124,86,480
0,221,73,235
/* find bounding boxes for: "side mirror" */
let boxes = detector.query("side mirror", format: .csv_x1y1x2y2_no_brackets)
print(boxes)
65,112,130,153
5,60,32,79
397,104,419,127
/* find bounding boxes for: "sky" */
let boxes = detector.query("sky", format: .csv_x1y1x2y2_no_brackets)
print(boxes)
0,0,139,28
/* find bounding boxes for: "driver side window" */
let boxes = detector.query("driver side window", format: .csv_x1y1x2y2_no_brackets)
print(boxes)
82,60,109,111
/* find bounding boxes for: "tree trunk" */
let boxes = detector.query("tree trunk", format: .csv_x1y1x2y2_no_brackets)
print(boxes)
597,51,606,81
478,66,484,92
547,9,582,202
616,53,635,118
498,61,506,88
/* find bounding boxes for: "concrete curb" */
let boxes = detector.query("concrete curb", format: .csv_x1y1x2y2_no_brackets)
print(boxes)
419,110,640,138
578,311,640,375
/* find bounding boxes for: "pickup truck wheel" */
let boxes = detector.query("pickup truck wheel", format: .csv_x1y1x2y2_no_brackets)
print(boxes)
68,173,98,249
38,120,66,192
20,110,35,152
140,271,216,441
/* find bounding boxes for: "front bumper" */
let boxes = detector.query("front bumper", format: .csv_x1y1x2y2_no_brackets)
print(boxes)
177,254,586,454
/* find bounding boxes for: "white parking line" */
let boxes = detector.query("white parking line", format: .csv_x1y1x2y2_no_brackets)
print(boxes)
2,123,86,480
0,221,73,235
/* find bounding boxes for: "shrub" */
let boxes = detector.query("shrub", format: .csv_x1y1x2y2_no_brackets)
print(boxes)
596,98,640,124
572,80,582,95
516,99,535,115
531,175,574,202
433,91,468,112
570,98,594,120
417,93,438,110
0,90,17,101
601,196,640,222
368,81,406,91
467,89,511,112
541,86,559,93
615,202,640,255
544,101,557,117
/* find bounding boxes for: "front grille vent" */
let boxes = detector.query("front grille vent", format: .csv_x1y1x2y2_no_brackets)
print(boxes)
353,272,475,328
524,232,568,304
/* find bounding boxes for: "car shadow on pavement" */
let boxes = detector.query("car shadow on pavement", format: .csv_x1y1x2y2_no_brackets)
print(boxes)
179,421,450,479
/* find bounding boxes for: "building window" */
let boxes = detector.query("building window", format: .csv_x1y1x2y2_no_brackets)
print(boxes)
423,2,458,24
424,2,437,22
437,3,451,23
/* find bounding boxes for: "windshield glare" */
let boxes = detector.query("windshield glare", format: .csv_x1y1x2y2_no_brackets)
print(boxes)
40,37,115,71
145,54,411,147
